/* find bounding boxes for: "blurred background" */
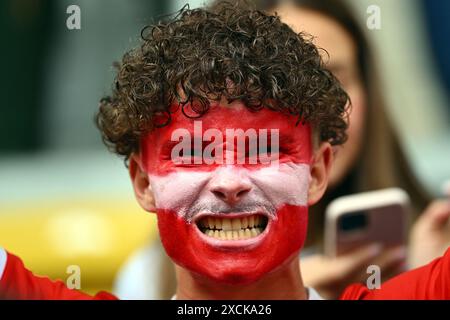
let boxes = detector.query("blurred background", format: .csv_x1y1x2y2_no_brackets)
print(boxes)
0,0,449,295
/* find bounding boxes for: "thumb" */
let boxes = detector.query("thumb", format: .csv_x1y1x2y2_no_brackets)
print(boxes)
333,244,382,277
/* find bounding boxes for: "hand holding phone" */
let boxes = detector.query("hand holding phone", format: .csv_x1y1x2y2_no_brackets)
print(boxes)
324,188,411,257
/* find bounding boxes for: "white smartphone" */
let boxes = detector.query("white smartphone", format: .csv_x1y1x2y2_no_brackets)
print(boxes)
324,188,411,257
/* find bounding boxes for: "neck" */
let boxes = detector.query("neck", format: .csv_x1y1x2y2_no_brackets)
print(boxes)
175,256,307,300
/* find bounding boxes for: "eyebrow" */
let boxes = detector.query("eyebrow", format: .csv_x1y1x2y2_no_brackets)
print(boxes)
161,137,206,150
277,132,295,145
161,140,181,153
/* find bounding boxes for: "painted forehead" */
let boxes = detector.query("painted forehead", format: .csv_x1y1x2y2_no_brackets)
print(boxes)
140,103,312,171
147,102,310,138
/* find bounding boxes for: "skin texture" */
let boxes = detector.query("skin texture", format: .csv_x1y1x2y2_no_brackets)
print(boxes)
276,5,366,188
129,100,333,299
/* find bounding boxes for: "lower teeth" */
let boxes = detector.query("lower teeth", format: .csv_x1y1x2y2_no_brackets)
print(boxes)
204,227,263,240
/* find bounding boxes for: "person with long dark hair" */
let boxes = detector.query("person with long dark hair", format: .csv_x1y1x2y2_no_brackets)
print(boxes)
249,0,449,299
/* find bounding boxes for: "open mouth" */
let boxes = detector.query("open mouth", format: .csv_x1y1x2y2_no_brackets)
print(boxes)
196,214,269,240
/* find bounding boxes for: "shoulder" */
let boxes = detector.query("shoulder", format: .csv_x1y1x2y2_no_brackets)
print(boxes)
340,247,450,300
0,248,118,300
339,283,369,300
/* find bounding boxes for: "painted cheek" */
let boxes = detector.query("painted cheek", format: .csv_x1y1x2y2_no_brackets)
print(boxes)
148,162,310,219
156,204,308,284
148,171,213,216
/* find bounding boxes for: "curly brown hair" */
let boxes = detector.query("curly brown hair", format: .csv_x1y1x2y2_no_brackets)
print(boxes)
96,1,349,162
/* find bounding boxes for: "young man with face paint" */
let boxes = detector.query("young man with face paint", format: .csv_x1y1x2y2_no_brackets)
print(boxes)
0,2,449,300
134,102,323,299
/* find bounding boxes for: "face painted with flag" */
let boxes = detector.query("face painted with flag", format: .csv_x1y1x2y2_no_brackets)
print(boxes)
140,102,312,284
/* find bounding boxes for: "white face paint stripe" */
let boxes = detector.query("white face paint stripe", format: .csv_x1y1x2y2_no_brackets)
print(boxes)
148,162,310,218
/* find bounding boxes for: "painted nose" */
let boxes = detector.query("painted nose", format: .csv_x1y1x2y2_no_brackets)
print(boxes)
210,170,252,205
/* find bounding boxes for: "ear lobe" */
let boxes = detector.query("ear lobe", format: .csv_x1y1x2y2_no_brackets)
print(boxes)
129,154,156,213
307,142,333,206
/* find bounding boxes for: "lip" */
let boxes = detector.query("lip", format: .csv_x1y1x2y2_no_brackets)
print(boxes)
193,211,272,250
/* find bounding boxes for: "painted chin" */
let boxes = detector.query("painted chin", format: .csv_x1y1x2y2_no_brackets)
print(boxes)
156,204,308,285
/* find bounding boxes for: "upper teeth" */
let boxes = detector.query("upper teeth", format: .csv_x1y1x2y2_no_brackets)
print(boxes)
198,215,266,240
201,215,264,231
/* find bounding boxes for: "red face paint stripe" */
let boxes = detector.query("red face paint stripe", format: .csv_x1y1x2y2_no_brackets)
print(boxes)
156,204,308,285
141,105,312,176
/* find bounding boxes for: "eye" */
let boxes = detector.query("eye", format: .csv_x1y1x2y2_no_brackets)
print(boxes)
182,148,202,158
258,143,280,155
259,144,271,155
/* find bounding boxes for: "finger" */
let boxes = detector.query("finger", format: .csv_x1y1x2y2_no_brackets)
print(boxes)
374,246,407,270
372,246,407,280
332,244,382,278
351,246,406,284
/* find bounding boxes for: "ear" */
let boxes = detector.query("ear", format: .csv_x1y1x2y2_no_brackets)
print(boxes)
308,142,333,206
129,153,156,213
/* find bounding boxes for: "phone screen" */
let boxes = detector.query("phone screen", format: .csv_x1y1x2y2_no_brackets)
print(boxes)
338,211,369,232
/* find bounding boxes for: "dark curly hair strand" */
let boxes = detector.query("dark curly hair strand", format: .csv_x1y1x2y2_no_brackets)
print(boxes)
96,1,349,162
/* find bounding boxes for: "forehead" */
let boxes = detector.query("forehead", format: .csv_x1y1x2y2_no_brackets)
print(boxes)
151,102,309,136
